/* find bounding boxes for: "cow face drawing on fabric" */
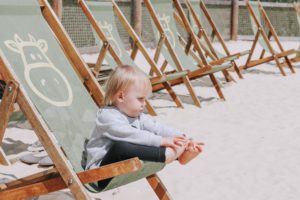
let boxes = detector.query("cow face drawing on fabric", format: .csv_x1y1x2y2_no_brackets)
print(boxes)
157,13,176,48
98,21,122,58
4,34,73,107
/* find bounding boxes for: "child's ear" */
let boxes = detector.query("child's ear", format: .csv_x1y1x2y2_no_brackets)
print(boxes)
116,91,125,102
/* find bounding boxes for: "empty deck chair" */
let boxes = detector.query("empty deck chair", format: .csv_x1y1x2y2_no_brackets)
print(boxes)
79,0,203,109
243,0,296,76
173,11,235,82
144,0,232,102
0,1,171,199
291,3,300,63
182,0,251,79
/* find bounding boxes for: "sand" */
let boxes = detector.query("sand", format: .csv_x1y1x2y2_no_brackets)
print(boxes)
1,40,300,200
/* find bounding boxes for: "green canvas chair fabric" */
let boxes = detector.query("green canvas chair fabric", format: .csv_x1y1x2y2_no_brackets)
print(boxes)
0,0,164,194
86,1,187,86
148,0,231,77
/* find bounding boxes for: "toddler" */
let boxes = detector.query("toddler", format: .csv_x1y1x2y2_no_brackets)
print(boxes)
85,65,203,189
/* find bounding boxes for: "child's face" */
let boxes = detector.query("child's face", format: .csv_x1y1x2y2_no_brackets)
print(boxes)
115,83,150,117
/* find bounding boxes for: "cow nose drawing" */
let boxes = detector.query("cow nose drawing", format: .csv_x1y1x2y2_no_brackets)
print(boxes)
25,66,72,106
4,34,73,107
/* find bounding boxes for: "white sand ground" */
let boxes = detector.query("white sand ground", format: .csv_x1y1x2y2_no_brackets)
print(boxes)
1,40,300,200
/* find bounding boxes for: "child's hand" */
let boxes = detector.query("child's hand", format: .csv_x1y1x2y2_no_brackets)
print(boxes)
160,136,188,150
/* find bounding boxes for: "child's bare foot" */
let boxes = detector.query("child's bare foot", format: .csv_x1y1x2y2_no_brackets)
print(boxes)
178,142,203,165
165,143,187,164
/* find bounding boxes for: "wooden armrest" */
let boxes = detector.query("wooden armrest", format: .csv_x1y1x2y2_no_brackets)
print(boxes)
0,158,142,199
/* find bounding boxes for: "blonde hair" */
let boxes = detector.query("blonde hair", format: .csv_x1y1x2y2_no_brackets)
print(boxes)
104,65,152,106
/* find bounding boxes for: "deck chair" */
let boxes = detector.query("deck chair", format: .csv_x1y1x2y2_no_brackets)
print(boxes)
172,3,237,82
173,11,235,82
180,0,251,79
0,1,171,199
78,0,202,109
291,3,300,63
242,0,296,76
144,0,232,102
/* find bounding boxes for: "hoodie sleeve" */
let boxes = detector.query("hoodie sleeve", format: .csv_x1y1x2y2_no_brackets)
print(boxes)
139,113,182,137
96,109,162,147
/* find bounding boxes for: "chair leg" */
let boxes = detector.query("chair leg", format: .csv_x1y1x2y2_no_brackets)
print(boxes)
182,76,201,108
284,56,295,74
242,31,260,70
221,69,234,83
162,82,184,109
146,100,157,116
0,80,19,166
146,174,172,200
232,61,244,79
0,147,10,165
273,56,286,76
209,74,225,100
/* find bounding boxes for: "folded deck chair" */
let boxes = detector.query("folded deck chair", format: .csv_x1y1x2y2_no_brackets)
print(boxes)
144,0,232,101
79,0,202,109
242,0,296,76
181,0,251,79
291,3,300,63
0,1,171,199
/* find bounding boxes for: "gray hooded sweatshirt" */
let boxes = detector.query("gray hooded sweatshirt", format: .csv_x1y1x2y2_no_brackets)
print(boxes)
85,106,181,169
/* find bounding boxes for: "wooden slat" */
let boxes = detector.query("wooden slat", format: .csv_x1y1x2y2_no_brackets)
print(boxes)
241,49,297,70
93,42,110,76
4,168,58,189
152,65,213,92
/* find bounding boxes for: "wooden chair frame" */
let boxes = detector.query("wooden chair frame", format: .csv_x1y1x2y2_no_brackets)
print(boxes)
143,0,227,102
242,0,296,76
78,0,199,110
0,1,171,199
182,0,250,79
